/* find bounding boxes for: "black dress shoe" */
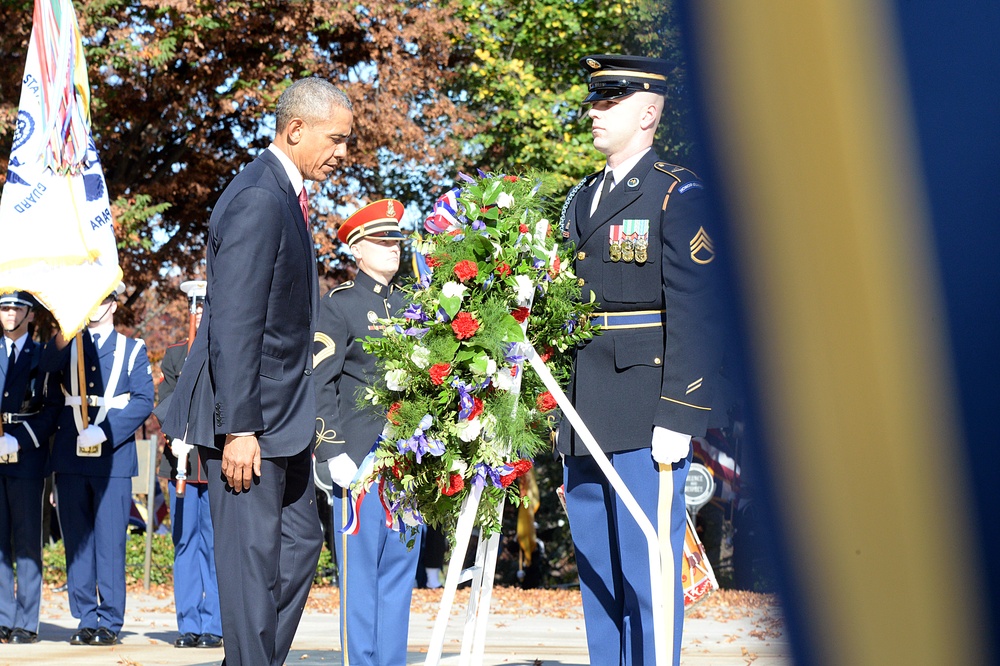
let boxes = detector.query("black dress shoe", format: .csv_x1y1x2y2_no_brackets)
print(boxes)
174,632,200,648
70,627,96,645
87,627,118,645
9,628,39,644
0,626,10,642
197,633,224,648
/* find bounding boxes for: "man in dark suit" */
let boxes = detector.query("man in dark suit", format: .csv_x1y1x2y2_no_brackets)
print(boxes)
313,199,422,665
156,280,223,649
162,77,353,666
557,55,725,666
41,282,155,646
0,291,58,644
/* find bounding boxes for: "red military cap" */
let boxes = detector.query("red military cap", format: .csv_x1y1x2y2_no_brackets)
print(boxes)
337,198,406,245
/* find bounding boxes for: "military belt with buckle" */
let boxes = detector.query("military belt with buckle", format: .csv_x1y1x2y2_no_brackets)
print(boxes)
591,310,666,329
1,412,35,425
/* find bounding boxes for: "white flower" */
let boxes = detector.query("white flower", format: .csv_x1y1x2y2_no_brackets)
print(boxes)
410,345,431,369
385,368,409,391
441,281,468,300
492,367,514,392
451,459,468,475
496,191,514,209
513,275,535,304
455,418,483,442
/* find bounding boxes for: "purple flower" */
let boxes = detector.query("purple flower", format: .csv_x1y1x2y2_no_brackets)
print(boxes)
404,326,429,338
404,304,428,322
471,462,503,490
471,219,486,232
504,343,525,365
459,171,476,183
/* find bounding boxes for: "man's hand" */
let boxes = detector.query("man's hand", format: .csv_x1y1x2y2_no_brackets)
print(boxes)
222,434,261,492
76,424,107,449
0,433,20,456
170,438,194,458
327,452,359,487
651,426,691,465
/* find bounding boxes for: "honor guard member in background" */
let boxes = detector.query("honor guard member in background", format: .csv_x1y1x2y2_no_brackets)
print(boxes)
313,199,423,666
40,282,155,646
156,280,223,649
0,292,58,644
557,55,725,666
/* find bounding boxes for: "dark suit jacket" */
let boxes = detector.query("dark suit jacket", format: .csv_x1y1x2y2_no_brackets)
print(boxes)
156,339,208,483
557,150,725,456
163,149,319,456
0,336,58,479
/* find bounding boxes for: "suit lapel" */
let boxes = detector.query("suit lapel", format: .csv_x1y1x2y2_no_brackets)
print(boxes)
258,150,317,315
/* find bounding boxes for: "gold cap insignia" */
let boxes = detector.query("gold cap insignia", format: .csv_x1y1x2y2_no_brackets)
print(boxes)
586,58,601,70
690,227,715,264
386,199,395,217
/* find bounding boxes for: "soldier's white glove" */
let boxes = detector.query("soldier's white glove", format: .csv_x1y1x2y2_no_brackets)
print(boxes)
170,438,194,458
0,433,20,456
651,426,691,465
77,424,108,449
328,452,359,488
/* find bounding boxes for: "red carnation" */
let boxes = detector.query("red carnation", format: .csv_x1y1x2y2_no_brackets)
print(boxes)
429,363,451,386
387,402,402,425
467,396,484,421
441,473,465,496
536,391,557,412
480,206,489,214
453,260,479,282
504,175,518,182
451,312,480,340
539,346,554,363
511,306,530,323
425,255,442,268
549,256,561,278
448,229,462,236
496,262,511,277
500,459,533,488
519,223,529,234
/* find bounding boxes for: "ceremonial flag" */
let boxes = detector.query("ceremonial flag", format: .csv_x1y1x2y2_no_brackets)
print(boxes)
0,0,122,336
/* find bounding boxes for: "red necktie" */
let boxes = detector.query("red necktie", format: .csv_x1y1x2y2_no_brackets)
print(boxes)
298,187,310,227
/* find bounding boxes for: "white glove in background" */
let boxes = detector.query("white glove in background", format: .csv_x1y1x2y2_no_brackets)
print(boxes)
328,452,359,487
170,438,194,458
650,426,691,465
76,424,108,449
0,433,20,456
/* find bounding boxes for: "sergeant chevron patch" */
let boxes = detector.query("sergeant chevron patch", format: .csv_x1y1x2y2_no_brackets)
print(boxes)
690,227,715,264
313,332,336,366
686,377,704,394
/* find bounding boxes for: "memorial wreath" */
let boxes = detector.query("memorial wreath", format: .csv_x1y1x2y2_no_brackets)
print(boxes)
354,170,599,539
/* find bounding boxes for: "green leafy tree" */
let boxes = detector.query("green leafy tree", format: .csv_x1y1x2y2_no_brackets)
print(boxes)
447,0,691,193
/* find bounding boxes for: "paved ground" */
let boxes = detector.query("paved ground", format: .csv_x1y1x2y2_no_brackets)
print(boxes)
0,584,793,665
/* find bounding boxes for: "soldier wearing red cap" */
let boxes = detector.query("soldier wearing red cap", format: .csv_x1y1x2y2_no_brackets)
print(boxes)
314,199,421,666
557,54,726,665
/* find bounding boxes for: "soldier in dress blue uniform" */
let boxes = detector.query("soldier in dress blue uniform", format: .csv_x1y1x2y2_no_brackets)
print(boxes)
556,55,725,665
156,280,223,649
313,199,423,665
0,291,58,644
40,282,155,646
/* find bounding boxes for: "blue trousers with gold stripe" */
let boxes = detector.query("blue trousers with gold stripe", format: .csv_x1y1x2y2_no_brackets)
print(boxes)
564,448,690,666
332,485,422,665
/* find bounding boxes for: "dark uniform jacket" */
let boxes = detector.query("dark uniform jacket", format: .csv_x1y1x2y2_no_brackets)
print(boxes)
313,270,404,468
42,332,155,477
557,149,725,456
162,149,319,455
156,340,208,483
0,336,58,479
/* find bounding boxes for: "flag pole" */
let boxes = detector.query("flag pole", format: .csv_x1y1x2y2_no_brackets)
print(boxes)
75,331,89,429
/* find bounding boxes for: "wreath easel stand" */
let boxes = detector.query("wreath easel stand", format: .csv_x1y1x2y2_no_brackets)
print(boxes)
424,251,668,664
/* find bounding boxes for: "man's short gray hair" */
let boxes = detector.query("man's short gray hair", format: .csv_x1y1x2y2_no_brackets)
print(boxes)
275,78,352,132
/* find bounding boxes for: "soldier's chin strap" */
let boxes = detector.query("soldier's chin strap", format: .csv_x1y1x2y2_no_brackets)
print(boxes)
2,308,31,333
88,301,114,324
